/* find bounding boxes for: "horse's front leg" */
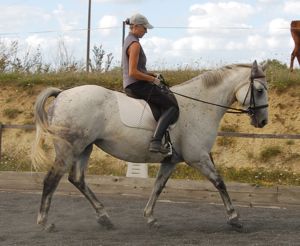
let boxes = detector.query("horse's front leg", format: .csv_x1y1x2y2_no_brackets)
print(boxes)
188,153,243,230
144,161,177,228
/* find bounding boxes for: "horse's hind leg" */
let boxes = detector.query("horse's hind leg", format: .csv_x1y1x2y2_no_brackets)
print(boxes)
290,46,300,71
290,51,296,71
144,161,177,228
187,153,242,229
296,52,300,67
68,144,114,229
37,159,65,231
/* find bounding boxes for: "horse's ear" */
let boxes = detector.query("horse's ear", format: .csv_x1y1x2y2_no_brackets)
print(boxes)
251,60,258,78
253,60,258,68
252,60,265,79
260,60,268,71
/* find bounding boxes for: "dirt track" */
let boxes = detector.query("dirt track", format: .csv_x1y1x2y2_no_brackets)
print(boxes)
0,190,299,246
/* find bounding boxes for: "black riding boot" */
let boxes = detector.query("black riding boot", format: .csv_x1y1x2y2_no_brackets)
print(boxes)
149,107,178,154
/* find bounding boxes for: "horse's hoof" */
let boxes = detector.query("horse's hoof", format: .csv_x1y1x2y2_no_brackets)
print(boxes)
227,218,243,231
44,223,56,233
147,218,160,229
97,214,115,230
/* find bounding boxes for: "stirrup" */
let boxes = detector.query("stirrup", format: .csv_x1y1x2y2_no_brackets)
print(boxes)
163,130,173,156
164,141,173,156
149,140,169,154
149,130,173,156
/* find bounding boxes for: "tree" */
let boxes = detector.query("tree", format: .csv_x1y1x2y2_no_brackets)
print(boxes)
91,44,114,72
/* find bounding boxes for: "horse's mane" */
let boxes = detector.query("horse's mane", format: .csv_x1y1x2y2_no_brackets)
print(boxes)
177,64,251,89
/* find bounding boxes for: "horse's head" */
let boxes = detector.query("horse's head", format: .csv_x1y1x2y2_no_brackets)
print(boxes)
235,60,269,128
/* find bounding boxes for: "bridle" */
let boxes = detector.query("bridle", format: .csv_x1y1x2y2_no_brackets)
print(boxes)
241,74,268,116
168,67,269,117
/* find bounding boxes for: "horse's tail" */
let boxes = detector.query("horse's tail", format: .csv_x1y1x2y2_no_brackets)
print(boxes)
31,87,62,171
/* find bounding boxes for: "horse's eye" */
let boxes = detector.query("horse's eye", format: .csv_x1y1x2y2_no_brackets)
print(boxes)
257,88,264,94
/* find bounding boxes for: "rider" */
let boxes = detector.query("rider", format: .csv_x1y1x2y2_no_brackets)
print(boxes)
122,13,179,154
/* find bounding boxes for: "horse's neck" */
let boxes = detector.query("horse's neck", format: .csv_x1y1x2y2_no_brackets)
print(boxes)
173,73,240,108
172,68,248,126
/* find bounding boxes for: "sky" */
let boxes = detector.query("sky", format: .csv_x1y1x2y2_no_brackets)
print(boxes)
0,0,299,69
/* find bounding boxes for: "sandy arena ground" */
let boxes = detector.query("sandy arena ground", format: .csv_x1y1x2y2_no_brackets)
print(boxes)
0,190,299,246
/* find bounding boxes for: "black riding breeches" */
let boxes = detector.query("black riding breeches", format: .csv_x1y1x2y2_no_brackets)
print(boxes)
124,81,179,124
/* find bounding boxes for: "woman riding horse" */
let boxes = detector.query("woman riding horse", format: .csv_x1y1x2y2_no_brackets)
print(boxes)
122,13,179,154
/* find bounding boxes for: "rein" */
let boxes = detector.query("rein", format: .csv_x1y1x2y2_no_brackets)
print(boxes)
169,90,249,114
168,74,269,116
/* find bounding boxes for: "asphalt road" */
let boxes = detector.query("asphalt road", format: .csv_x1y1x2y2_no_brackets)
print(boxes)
0,190,299,246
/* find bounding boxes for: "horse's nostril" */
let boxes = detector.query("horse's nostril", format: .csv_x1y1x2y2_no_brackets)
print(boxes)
261,119,267,126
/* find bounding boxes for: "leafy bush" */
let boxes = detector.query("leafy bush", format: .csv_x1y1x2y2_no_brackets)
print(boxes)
3,108,23,119
216,137,236,147
220,125,238,132
266,59,300,90
90,44,114,72
259,146,282,162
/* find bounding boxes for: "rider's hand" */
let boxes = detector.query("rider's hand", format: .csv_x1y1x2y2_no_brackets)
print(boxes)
155,73,166,84
153,77,161,86
155,73,163,80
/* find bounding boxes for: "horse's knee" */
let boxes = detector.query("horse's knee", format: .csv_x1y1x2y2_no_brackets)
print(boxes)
68,173,85,190
68,175,81,186
214,177,227,192
43,169,63,191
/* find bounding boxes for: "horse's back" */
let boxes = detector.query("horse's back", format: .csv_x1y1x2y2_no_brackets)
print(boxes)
50,85,116,126
60,84,111,99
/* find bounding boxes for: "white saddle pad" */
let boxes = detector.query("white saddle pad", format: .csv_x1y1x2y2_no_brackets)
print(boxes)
115,92,157,130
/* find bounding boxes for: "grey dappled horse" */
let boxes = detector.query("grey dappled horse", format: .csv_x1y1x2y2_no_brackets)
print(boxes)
32,61,268,231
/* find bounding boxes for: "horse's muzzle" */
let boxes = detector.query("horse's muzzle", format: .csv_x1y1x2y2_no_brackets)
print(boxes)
251,118,268,128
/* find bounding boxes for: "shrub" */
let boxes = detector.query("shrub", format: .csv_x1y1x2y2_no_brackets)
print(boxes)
3,108,23,119
259,146,282,162
220,125,238,132
216,137,236,147
286,140,295,145
266,59,300,90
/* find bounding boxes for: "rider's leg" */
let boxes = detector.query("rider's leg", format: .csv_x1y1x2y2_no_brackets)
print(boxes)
125,81,179,154
149,106,178,153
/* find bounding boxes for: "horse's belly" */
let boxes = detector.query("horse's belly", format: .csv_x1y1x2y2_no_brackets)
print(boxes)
94,139,164,163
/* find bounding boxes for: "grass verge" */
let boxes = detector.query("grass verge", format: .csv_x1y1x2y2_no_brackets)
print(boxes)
0,156,299,186
1,60,299,92
148,164,300,186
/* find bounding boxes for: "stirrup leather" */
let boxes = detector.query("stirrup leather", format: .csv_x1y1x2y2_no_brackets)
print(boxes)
163,130,173,156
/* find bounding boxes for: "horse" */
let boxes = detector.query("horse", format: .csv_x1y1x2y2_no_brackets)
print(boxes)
32,60,268,231
290,20,300,71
